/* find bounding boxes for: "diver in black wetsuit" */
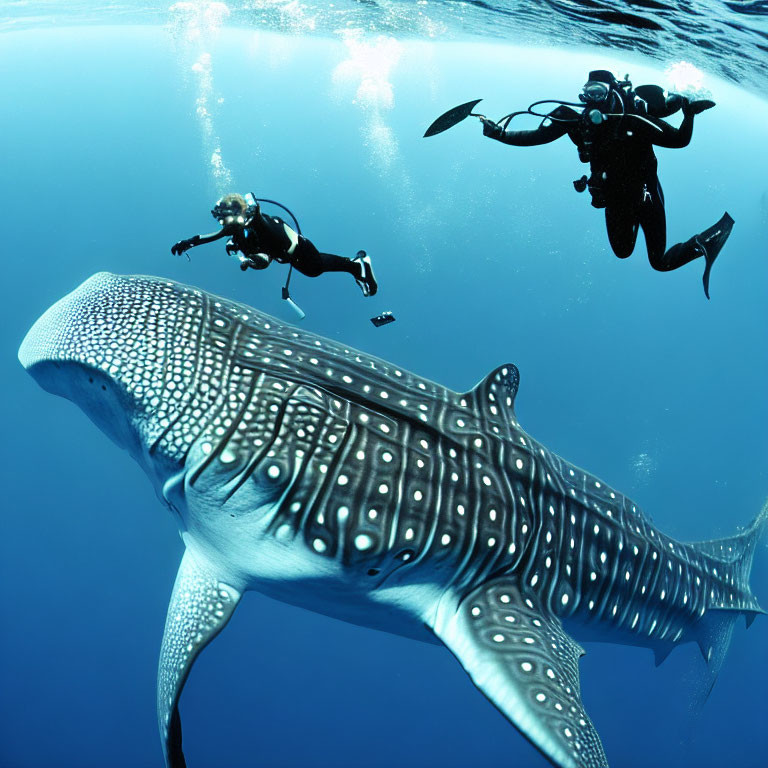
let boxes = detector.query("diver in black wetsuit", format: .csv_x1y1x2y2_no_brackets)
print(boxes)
481,70,733,298
171,193,378,297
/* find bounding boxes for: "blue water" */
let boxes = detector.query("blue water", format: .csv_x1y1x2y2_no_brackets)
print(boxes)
1,16,767,768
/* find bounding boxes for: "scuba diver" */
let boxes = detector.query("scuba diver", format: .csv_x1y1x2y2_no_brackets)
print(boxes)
171,193,378,297
479,70,734,298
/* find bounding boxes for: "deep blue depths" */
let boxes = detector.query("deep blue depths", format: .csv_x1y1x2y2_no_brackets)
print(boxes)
1,26,767,768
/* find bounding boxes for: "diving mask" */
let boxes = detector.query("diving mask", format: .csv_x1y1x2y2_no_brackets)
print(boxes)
579,81,611,105
211,199,245,222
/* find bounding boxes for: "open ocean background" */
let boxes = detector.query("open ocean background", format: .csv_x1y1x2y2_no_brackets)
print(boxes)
1,2,767,766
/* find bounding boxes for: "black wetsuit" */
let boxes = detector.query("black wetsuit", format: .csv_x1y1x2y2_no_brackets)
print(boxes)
233,211,356,278
172,206,378,296
486,105,705,272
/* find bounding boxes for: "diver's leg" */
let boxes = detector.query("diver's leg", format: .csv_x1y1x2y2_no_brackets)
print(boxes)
641,179,669,269
292,240,378,296
289,240,327,278
317,252,361,274
290,238,358,277
656,212,735,298
605,198,640,259
314,250,378,296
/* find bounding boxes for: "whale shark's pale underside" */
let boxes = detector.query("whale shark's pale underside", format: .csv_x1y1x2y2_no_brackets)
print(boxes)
18,273,766,768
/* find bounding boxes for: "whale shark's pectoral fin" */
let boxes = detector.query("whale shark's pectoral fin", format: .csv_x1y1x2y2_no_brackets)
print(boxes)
157,549,242,768
432,580,608,768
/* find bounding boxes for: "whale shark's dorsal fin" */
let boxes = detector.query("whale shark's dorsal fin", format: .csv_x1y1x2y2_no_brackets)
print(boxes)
465,364,521,435
158,549,241,768
432,578,608,768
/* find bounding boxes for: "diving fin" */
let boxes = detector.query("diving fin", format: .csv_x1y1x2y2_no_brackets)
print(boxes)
700,212,735,299
424,99,483,137
686,99,716,116
354,250,378,297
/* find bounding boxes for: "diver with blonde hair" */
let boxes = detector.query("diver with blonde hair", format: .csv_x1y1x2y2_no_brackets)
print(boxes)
172,193,378,296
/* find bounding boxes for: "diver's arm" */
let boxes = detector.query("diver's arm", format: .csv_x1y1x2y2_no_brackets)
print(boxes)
483,118,568,146
651,97,717,148
192,229,231,245
647,113,694,149
647,96,715,148
171,226,231,256
245,210,275,238
482,105,574,147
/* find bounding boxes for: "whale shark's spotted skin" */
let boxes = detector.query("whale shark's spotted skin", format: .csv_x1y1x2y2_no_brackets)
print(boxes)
19,273,766,768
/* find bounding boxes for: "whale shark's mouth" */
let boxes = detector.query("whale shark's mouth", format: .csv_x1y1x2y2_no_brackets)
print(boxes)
18,272,114,373
18,273,180,457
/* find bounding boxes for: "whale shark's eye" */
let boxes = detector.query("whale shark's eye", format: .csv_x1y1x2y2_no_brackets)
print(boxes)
367,568,380,576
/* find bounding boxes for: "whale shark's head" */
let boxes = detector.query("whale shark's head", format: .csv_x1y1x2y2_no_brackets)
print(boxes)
18,272,232,482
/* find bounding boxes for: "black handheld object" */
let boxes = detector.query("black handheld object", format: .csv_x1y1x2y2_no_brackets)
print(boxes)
424,99,484,137
370,311,396,328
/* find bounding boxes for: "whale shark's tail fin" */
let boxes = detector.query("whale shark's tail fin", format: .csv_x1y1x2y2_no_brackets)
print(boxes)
687,499,768,695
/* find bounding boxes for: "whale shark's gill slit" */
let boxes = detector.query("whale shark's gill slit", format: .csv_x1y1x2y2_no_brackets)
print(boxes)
221,377,298,501
334,427,368,563
147,381,205,458
303,418,357,561
384,423,410,554
189,373,260,487
317,418,357,560
294,423,351,543
269,445,318,540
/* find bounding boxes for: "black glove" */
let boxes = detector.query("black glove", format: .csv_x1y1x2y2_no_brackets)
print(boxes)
481,117,503,138
171,238,193,257
682,97,715,117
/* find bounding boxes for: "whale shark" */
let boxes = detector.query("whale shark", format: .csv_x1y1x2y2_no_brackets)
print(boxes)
19,272,766,768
